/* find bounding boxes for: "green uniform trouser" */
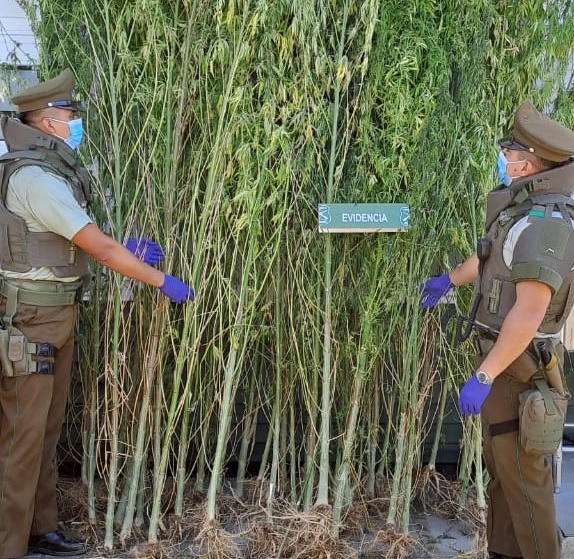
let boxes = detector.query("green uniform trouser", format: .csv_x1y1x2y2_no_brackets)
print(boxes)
481,355,560,559
0,300,76,559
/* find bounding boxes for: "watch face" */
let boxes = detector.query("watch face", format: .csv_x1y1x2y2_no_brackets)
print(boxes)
477,371,492,385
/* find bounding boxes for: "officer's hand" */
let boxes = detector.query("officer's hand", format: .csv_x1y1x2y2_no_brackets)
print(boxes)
458,375,492,415
125,237,165,266
159,274,195,303
420,273,454,309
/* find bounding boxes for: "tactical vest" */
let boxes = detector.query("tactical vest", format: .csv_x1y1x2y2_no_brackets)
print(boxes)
473,160,574,335
0,117,91,278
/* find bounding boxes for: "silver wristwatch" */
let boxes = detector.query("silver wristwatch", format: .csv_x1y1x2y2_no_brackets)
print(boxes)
475,370,494,385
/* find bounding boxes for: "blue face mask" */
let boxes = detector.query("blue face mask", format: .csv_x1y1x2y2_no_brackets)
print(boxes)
49,117,84,149
497,151,526,187
65,118,84,149
497,152,513,186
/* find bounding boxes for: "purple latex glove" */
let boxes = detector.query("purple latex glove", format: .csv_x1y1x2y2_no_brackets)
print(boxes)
125,237,165,265
420,273,454,309
458,375,492,415
159,274,195,303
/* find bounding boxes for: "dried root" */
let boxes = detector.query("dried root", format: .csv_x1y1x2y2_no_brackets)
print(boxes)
195,518,241,559
412,466,460,517
373,524,422,559
54,471,486,558
127,541,181,558
246,504,357,559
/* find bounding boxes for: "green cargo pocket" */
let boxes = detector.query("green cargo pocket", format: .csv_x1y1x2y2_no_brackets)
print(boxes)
518,387,568,456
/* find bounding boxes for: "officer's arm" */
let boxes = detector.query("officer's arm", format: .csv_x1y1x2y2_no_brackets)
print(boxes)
450,253,479,286
474,280,552,380
72,223,165,287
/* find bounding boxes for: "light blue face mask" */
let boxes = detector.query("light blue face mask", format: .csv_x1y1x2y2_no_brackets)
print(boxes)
497,152,513,186
64,118,84,149
49,117,84,149
496,151,526,186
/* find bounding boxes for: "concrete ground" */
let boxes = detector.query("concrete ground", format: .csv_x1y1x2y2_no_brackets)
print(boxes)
407,449,574,558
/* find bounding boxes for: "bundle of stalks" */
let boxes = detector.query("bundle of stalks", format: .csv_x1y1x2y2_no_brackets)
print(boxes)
8,0,574,553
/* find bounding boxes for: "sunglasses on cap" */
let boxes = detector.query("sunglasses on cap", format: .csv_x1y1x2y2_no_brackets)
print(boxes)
497,137,534,152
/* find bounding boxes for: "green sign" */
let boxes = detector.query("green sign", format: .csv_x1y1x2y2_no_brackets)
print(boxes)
318,203,410,233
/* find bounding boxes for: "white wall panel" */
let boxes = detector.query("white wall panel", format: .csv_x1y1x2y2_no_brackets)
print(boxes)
0,0,38,65
0,1,38,114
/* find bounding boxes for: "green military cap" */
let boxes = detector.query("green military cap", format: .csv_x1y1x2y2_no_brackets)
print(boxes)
11,68,77,113
498,101,574,162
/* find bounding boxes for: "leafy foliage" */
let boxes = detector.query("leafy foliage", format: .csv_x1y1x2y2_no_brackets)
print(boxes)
13,0,574,548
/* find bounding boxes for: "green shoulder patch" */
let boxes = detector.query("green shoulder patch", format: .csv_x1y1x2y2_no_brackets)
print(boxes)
529,210,545,218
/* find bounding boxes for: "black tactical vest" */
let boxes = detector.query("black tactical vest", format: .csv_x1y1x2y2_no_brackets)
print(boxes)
474,161,574,335
0,117,91,278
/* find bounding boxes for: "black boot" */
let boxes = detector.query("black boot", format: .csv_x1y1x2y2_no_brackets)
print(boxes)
28,530,87,556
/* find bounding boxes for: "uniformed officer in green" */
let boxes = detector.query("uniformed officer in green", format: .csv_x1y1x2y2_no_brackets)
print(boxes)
0,70,194,559
421,101,574,559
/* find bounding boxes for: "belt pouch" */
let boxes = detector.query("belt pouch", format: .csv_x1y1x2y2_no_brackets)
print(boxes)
0,328,14,377
518,380,568,456
504,349,539,383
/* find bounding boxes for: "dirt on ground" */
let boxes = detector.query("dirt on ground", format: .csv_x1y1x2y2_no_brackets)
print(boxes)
55,467,487,559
